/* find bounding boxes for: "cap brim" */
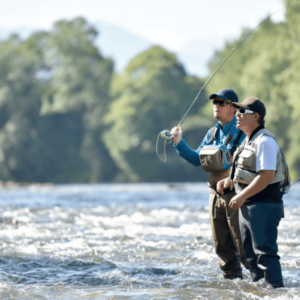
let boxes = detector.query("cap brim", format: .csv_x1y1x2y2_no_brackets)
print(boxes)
232,103,250,109
209,93,229,100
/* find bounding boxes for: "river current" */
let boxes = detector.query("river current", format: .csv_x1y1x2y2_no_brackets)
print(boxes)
0,183,299,300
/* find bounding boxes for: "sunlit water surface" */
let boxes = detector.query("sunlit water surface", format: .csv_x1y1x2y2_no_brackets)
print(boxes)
0,183,300,300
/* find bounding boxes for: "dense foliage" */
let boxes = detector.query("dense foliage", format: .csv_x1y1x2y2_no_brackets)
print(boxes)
0,18,118,183
0,18,211,183
104,46,211,182
0,0,299,183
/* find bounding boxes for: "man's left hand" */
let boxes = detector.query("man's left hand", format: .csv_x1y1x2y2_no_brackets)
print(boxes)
229,194,246,210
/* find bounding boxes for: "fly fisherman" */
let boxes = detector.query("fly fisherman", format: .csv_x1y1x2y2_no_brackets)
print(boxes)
171,88,249,279
217,97,285,288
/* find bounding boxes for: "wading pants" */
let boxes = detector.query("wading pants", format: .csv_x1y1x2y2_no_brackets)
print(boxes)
239,202,284,288
209,190,249,279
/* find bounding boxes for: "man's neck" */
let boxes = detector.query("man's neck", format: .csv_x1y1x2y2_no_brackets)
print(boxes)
246,124,261,139
219,116,234,128
219,121,226,128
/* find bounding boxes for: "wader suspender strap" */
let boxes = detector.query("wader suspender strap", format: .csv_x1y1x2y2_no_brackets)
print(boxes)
230,130,244,155
230,139,246,180
224,122,236,146
207,126,218,145
208,123,238,147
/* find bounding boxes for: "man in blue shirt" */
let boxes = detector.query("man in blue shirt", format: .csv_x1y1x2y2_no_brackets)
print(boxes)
171,88,249,279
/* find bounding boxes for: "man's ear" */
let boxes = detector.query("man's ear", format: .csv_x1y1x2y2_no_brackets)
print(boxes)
231,105,237,114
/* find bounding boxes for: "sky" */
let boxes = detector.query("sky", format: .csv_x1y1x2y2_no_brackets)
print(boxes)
0,0,286,75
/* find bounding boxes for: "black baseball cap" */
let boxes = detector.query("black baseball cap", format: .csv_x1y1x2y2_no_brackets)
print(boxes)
209,88,238,103
232,97,266,118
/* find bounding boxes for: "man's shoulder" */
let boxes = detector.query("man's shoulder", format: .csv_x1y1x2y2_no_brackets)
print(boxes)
258,134,276,144
208,122,221,131
257,135,279,151
258,135,273,142
205,125,217,138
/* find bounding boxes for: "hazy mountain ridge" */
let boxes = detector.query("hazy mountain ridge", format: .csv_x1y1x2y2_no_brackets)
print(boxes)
0,21,216,76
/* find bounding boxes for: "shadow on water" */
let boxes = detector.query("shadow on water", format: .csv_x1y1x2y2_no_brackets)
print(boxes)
0,256,182,287
0,257,120,286
0,256,300,299
128,267,180,276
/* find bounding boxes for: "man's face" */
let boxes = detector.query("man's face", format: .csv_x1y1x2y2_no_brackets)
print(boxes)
213,97,235,121
236,110,257,130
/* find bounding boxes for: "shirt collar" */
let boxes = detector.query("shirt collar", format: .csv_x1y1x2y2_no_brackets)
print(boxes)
249,125,265,141
216,116,236,133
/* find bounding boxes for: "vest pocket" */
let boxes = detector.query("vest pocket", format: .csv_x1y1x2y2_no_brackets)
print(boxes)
234,167,258,185
238,149,255,168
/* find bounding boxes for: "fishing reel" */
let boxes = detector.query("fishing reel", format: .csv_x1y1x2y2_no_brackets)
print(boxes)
160,130,173,145
156,129,174,162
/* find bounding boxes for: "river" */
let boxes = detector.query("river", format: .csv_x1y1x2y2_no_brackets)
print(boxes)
0,183,299,299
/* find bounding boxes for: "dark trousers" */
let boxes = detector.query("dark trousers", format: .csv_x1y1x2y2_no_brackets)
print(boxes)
239,202,284,288
209,191,249,279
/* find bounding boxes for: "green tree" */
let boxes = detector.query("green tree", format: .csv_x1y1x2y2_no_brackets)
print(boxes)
40,17,118,182
282,0,300,179
0,18,118,183
104,45,213,182
0,34,48,181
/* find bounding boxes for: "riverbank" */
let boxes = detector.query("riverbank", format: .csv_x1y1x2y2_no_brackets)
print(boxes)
0,181,54,190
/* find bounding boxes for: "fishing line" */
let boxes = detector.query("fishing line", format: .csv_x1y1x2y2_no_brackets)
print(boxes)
157,3,291,162
177,5,287,127
179,4,288,128
156,132,167,162
286,176,300,190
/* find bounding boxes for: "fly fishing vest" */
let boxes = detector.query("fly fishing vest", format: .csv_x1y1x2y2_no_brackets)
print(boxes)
232,129,286,189
199,124,244,173
200,124,244,190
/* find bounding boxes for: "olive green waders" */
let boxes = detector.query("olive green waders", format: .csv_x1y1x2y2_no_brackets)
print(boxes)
209,189,249,279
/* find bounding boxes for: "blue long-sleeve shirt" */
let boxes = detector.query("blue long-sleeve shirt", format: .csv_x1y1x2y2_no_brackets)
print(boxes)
174,116,246,166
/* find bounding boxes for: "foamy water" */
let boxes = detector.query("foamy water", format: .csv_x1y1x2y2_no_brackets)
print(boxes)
0,183,299,299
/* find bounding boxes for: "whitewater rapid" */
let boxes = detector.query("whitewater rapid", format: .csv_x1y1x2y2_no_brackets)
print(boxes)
0,183,299,299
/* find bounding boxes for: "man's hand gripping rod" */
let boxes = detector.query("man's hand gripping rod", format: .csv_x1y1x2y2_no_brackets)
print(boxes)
159,5,288,146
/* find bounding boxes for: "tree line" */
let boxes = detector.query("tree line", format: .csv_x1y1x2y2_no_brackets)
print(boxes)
0,0,299,183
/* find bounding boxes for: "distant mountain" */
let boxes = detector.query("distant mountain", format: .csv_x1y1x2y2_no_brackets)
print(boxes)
177,37,224,77
0,27,36,40
94,22,219,77
0,23,154,74
0,21,218,77
94,22,153,72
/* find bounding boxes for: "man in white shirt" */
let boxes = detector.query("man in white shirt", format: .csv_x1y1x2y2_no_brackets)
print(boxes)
256,135,279,172
216,97,285,288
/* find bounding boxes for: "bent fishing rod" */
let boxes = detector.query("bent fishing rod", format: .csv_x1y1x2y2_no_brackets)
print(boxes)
156,4,289,162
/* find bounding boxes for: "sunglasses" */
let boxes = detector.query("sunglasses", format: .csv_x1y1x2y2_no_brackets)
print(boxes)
212,99,232,107
236,108,255,115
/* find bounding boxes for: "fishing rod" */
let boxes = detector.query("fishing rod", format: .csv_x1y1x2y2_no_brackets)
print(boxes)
285,176,300,193
156,4,289,163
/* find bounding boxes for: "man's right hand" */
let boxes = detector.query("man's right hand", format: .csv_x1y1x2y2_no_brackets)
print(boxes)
171,126,182,145
217,177,234,195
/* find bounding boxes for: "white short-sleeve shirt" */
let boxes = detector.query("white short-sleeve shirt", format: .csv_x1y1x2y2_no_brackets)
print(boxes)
256,135,279,172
